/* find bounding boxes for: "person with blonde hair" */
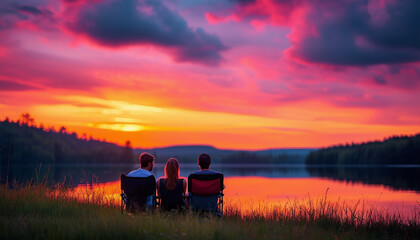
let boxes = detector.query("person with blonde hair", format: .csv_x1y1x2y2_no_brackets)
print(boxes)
157,158,187,211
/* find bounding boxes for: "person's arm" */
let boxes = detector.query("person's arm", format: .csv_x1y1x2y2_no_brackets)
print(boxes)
182,178,187,195
156,178,161,197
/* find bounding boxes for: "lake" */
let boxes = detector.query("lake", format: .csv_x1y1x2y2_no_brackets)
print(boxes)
1,163,419,219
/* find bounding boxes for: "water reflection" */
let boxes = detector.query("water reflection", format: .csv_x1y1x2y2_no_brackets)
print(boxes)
72,177,420,220
306,165,420,192
3,163,419,219
223,177,419,218
0,164,139,186
1,163,311,186
2,164,420,193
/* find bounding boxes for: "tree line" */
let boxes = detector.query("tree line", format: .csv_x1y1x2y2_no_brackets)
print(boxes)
0,114,136,164
305,134,420,165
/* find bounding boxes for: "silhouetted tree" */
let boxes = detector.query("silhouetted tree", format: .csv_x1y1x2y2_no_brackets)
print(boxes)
20,113,35,126
119,141,136,163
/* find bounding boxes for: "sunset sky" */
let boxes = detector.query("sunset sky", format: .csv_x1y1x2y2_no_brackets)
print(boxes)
1,0,419,149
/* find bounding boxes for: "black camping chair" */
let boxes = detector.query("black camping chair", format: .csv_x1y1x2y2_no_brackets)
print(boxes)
187,173,224,216
120,174,157,213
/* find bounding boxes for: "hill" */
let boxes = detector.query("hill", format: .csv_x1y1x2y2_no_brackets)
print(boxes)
135,146,314,164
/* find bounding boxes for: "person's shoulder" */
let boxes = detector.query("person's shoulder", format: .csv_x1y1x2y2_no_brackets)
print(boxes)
203,170,222,174
188,170,223,176
127,169,138,176
127,168,153,177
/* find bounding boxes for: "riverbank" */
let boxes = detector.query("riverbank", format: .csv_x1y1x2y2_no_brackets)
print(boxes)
0,184,418,240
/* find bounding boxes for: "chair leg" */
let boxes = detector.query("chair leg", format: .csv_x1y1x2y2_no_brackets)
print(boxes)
120,193,127,214
121,197,123,214
219,194,224,216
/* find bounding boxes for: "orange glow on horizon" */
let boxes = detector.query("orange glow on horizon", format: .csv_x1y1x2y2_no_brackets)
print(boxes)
1,95,419,150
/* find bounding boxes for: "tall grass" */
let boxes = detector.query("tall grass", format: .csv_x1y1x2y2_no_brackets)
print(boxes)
226,188,419,226
0,182,419,240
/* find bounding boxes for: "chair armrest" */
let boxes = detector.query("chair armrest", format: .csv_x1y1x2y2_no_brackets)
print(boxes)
153,195,160,208
120,193,128,205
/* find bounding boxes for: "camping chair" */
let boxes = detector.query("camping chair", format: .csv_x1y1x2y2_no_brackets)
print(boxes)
187,173,224,216
120,174,157,213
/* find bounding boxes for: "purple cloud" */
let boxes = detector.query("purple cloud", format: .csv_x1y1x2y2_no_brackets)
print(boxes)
0,79,39,91
16,5,43,15
67,0,227,66
0,1,56,31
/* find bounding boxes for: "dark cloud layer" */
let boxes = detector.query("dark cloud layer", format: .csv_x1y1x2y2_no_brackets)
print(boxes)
0,1,55,31
0,79,38,91
228,0,420,66
288,0,420,66
68,0,227,66
230,0,256,4
367,0,420,49
16,5,42,15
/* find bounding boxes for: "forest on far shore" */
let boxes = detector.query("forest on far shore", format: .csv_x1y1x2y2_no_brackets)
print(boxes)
0,114,311,165
305,134,420,165
0,114,136,164
1,114,419,165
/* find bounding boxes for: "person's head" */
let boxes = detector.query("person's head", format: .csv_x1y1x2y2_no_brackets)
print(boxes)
139,152,155,171
164,158,180,190
198,153,211,170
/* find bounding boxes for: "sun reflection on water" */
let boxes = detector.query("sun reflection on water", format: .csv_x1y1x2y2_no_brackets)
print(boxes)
71,177,420,220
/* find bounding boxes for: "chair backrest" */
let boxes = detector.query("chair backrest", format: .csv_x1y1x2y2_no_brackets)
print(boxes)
120,174,156,212
188,173,224,212
158,178,185,211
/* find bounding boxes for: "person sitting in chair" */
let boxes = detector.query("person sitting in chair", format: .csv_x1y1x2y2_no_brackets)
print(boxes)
157,158,187,211
191,153,221,176
188,153,224,215
127,152,155,209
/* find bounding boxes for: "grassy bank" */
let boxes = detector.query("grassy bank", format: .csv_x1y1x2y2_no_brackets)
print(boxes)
0,184,418,240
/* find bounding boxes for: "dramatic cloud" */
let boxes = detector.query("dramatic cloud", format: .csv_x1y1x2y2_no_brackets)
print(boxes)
286,0,420,66
66,0,227,66
221,0,420,66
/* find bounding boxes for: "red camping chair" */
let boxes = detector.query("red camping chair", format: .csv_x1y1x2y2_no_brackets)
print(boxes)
187,173,224,216
120,174,157,213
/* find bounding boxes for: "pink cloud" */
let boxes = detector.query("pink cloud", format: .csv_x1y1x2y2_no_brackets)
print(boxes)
0,48,104,91
208,0,297,26
205,12,231,24
250,20,266,31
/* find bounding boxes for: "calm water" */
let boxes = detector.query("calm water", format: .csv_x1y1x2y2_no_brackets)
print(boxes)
2,163,419,218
